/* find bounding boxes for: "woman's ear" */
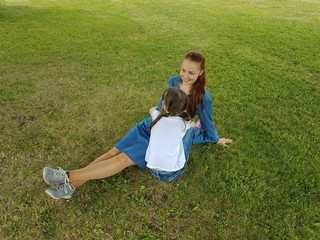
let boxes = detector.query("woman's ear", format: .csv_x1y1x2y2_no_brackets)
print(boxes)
199,70,204,76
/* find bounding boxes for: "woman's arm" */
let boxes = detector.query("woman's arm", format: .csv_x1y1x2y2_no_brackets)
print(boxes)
193,91,233,147
192,94,220,144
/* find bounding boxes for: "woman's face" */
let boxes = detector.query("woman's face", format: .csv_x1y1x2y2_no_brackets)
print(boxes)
180,59,204,87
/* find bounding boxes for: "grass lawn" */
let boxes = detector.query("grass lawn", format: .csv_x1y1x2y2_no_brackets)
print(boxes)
1,0,319,239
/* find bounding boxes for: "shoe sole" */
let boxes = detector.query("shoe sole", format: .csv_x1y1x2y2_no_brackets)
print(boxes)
43,167,49,184
45,189,73,200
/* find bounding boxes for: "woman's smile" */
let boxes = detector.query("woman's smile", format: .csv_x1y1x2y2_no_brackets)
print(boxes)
180,59,203,86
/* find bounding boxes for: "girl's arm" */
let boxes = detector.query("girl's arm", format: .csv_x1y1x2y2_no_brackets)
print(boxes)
191,120,196,128
149,107,157,115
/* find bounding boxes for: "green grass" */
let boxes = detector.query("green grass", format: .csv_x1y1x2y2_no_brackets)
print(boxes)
1,0,319,239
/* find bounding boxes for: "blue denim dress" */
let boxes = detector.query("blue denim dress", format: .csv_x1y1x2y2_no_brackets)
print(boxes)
115,76,220,180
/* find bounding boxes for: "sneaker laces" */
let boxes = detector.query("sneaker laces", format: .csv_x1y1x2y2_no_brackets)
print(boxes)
53,182,75,194
55,167,69,184
55,168,75,190
54,183,71,194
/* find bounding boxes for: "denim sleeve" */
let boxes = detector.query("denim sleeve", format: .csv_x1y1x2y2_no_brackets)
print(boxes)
157,98,163,110
192,94,220,144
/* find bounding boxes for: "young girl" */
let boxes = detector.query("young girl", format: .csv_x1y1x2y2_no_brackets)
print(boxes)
146,87,195,182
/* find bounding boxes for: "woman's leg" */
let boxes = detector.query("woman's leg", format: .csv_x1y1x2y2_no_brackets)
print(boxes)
69,152,136,188
67,147,122,187
183,128,196,162
89,147,122,165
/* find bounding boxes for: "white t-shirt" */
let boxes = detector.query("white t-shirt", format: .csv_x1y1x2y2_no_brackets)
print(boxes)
146,110,192,171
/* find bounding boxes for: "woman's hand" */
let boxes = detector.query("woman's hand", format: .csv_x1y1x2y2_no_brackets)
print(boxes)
216,138,234,148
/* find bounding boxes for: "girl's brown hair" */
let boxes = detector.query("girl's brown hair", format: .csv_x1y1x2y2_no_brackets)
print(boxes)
150,87,191,130
184,51,207,118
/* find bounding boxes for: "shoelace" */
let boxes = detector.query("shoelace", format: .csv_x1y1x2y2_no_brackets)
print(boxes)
54,183,70,194
54,167,75,193
56,167,75,191
55,167,69,184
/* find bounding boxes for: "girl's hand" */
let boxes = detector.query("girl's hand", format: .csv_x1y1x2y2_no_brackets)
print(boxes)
149,107,157,115
216,138,234,148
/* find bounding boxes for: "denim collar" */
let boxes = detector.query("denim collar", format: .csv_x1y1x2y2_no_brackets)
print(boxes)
175,77,190,96
174,77,182,88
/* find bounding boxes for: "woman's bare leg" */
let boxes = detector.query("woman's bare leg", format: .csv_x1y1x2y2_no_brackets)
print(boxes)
89,147,122,165
68,147,122,187
69,152,136,189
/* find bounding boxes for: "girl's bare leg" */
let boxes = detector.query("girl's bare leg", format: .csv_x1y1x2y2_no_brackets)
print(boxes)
69,152,136,189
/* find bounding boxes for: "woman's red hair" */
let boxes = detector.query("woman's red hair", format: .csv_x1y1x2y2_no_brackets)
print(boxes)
184,51,207,118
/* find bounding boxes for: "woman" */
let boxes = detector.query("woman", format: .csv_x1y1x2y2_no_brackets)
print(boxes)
43,51,234,199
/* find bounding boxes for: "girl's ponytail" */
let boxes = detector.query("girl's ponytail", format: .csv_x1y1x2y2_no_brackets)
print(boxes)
149,111,170,130
180,110,192,130
180,110,191,122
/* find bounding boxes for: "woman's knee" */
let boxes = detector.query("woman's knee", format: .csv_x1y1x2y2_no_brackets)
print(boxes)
109,147,121,156
119,153,136,167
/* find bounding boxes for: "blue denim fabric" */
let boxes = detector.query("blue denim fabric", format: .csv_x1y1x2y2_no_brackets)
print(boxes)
182,127,198,161
149,167,186,182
